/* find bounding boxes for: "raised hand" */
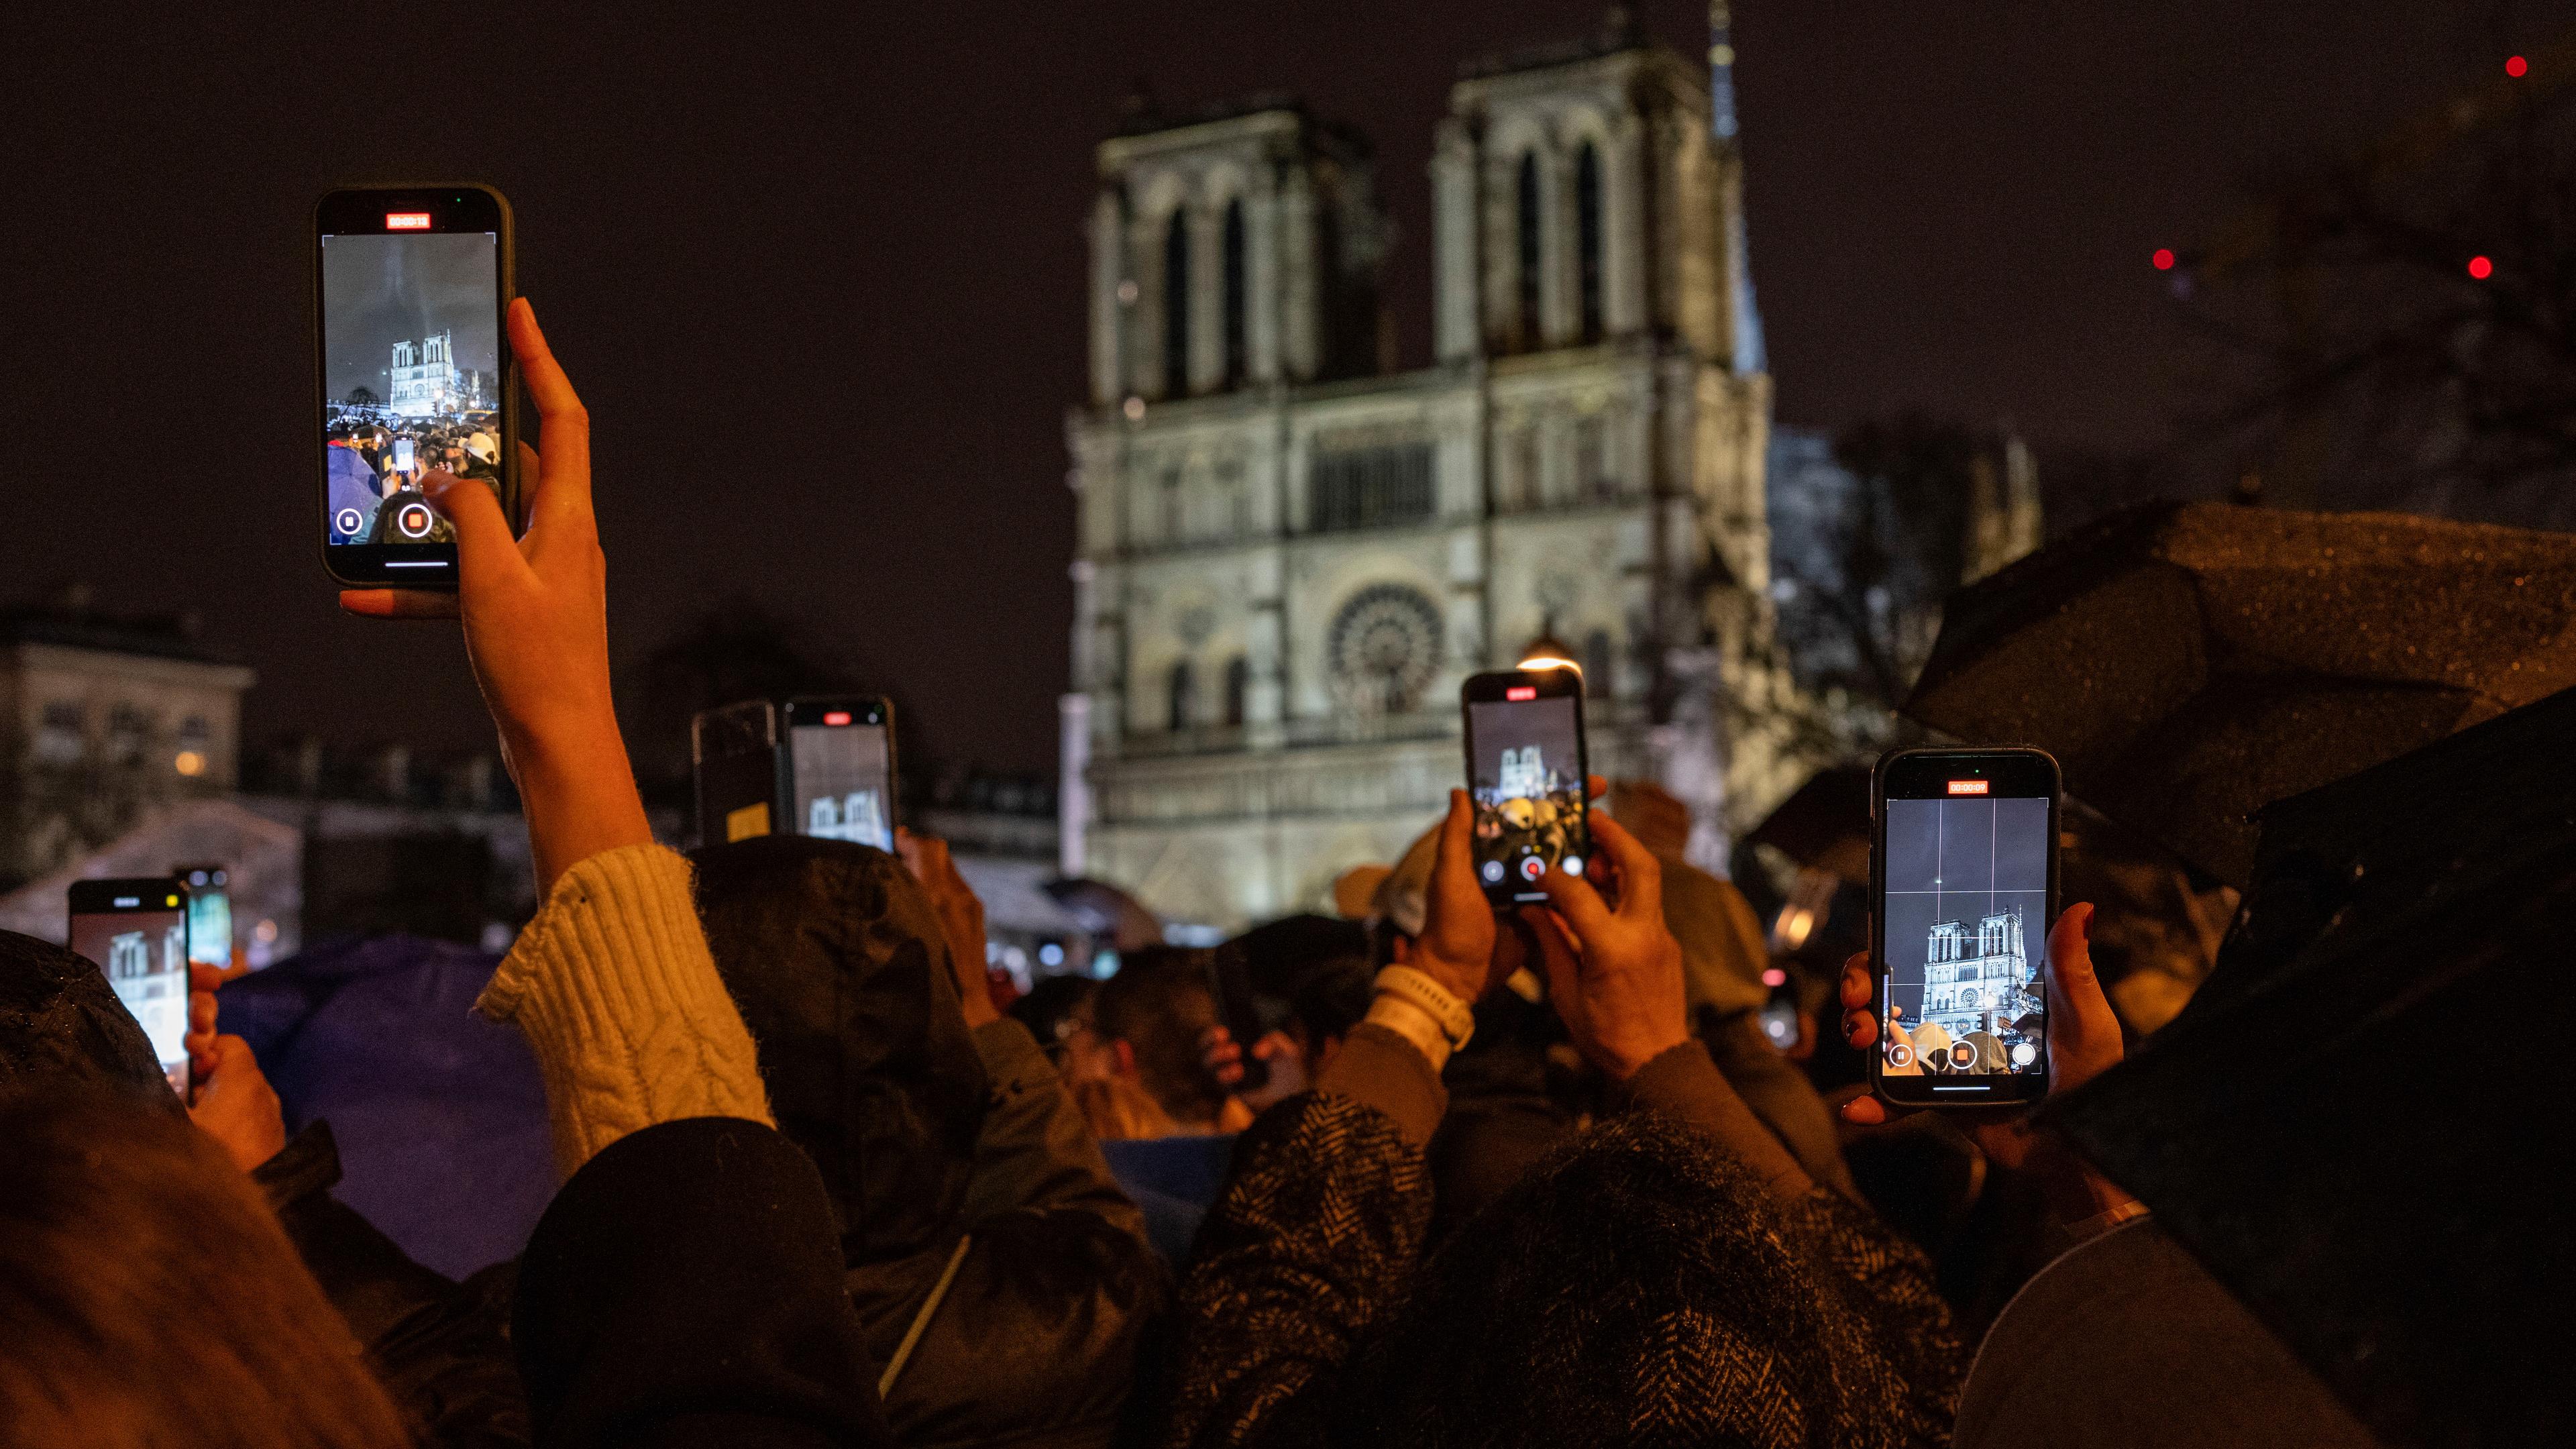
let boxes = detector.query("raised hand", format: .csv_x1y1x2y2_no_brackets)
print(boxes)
340,299,650,893
1399,789,1501,1003
1837,902,2116,1126
1531,812,1687,1079
897,827,998,1028
179,962,285,1171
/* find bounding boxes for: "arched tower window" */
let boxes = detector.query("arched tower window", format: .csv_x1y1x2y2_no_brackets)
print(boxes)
1576,142,1604,342
1222,199,1248,386
1515,151,1542,352
1168,657,1197,732
1163,210,1192,397
1223,655,1250,727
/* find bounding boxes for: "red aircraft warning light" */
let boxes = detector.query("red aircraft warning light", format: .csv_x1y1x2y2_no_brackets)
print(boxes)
386,212,431,230
2152,248,2176,271
2506,55,2528,78
1947,780,1990,795
2469,256,2494,280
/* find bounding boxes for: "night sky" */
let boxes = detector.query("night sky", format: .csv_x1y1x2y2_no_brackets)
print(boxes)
1,1,2548,775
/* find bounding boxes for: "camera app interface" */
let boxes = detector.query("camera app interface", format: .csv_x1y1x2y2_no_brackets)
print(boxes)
1881,793,2049,1079
1469,696,1586,903
320,228,502,550
72,894,189,1097
791,720,892,851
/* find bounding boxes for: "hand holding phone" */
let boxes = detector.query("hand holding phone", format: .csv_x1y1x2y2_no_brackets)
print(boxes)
341,299,652,896
1525,812,1688,1079
1838,903,2122,1124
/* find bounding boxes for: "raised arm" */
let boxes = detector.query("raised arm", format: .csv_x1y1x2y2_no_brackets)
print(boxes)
343,298,768,1179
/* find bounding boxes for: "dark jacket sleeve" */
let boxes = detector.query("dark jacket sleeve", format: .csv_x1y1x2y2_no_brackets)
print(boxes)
962,1016,1145,1236
1772,1187,1966,1444
1699,1010,1863,1198
1159,1090,1435,1449
1613,1046,1963,1441
511,1117,894,1449
256,1122,531,1448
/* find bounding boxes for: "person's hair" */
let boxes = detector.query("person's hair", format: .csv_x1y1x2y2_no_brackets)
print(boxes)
1092,949,1229,1128
1068,1071,1183,1142
0,1092,412,1449
1287,955,1375,1053
1010,972,1098,1058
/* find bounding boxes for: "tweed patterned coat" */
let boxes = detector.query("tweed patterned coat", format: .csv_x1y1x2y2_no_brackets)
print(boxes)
1161,1094,1962,1449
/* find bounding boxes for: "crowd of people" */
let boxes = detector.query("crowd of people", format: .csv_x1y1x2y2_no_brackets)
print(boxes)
324,405,502,545
4,302,2398,1448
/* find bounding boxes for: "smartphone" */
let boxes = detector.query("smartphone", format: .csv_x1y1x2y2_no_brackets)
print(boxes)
68,878,193,1098
1208,941,1272,1093
316,185,517,584
1870,747,2059,1108
784,697,898,851
692,699,784,848
1462,667,1590,907
176,864,232,970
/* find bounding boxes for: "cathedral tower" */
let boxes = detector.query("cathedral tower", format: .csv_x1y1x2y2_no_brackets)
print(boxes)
1065,13,1779,929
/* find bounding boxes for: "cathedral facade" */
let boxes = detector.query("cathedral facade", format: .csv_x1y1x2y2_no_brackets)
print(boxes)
1065,16,1795,929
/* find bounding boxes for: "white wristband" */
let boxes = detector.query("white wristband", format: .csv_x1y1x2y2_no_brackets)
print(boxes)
1363,991,1456,1073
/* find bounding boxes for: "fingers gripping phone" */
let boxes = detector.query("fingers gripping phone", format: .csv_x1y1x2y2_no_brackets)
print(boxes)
1870,747,2059,1108
316,185,519,585
784,698,898,852
69,878,193,1098
1462,667,1591,908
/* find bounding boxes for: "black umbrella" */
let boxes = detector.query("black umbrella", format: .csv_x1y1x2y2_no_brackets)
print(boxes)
2043,684,2576,1449
1906,500,2576,885
1742,764,1872,887
1040,877,1165,953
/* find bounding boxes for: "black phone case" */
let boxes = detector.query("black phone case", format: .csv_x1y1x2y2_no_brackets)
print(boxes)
1868,746,2058,1110
314,183,521,588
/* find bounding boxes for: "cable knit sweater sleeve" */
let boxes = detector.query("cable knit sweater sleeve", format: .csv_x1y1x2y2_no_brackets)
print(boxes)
476,844,773,1177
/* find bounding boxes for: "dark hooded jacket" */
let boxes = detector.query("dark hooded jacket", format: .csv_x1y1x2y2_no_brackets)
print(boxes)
695,837,1168,1449
1,929,528,1447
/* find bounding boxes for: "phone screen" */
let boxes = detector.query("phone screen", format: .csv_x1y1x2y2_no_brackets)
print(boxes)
70,883,192,1098
318,190,508,583
788,708,895,851
1878,791,2051,1085
1466,691,1589,905
186,883,231,969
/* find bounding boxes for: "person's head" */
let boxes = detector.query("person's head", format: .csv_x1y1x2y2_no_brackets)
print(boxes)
1010,972,1104,1073
1284,955,1375,1081
1,929,177,1105
1091,948,1230,1132
0,1092,411,1449
692,835,989,1268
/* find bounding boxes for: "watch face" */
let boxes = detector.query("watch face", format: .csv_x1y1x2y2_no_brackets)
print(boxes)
1328,583,1444,714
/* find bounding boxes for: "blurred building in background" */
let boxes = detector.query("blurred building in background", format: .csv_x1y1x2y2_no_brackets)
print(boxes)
1067,11,1790,929
0,588,253,889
